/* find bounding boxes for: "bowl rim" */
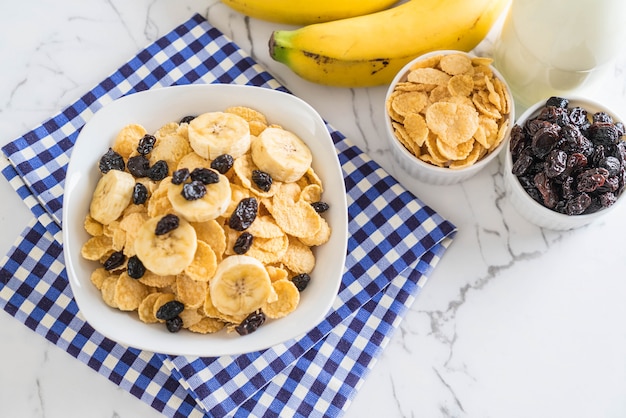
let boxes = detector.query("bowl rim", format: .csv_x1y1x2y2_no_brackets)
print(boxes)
505,94,626,223
62,83,348,356
384,49,515,175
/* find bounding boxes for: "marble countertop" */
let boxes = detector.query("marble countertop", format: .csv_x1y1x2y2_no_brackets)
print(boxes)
2,1,626,417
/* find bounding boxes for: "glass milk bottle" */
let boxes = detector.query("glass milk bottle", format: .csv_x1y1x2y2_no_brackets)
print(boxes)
494,0,626,109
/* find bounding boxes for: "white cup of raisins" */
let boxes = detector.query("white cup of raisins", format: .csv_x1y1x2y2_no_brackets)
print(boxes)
504,96,626,230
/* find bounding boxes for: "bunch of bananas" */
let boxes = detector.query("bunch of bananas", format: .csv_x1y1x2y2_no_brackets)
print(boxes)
221,0,511,87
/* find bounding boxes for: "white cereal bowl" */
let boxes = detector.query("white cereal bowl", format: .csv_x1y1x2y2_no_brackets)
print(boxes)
503,96,626,230
384,50,514,185
63,84,348,357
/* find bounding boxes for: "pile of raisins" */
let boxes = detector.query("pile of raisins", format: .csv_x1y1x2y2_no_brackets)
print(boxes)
98,135,169,180
510,96,626,216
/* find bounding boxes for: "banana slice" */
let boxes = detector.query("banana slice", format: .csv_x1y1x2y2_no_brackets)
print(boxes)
167,169,232,222
250,127,312,183
89,169,135,225
134,215,198,276
210,255,276,317
188,111,251,160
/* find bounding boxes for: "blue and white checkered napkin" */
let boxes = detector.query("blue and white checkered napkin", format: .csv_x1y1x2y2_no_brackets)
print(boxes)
0,14,456,418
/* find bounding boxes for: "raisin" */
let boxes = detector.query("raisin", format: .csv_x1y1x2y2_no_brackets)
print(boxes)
127,255,146,279
291,273,311,292
103,251,125,271
576,168,608,193
182,180,207,201
233,232,254,254
561,176,575,200
210,154,234,174
598,175,620,193
251,169,272,192
179,115,196,124
538,106,569,126
599,156,621,177
311,201,330,213
148,160,168,181
566,153,588,173
127,155,151,178
229,197,258,231
509,125,528,159
599,192,617,208
511,149,534,176
545,149,567,178
546,96,568,108
531,124,560,158
589,122,620,146
156,300,185,321
132,183,148,205
590,145,607,167
565,192,591,215
593,112,613,124
98,148,125,173
137,134,156,155
568,107,589,128
534,171,558,209
525,119,552,137
235,311,266,336
190,168,219,184
171,168,190,185
155,214,179,235
166,316,184,333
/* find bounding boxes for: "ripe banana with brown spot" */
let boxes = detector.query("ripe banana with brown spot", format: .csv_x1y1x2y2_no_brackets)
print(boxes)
269,0,511,87
220,0,399,25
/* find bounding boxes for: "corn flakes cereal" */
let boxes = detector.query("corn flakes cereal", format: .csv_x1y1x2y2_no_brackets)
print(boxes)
281,236,315,275
114,272,150,311
268,186,322,239
188,317,225,334
82,105,334,336
403,112,429,148
101,276,119,308
191,220,227,260
387,52,511,169
84,215,103,237
407,67,451,86
425,102,479,147
184,240,217,282
439,53,473,75
112,124,147,160
266,265,289,283
391,91,428,117
90,267,109,291
261,279,300,319
175,274,206,309
81,235,114,260
138,292,162,323
178,307,205,328
176,151,211,172
299,217,331,247
139,271,176,288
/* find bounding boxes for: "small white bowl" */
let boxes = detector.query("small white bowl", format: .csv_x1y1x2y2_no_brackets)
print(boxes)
503,96,626,230
384,50,515,185
63,84,348,356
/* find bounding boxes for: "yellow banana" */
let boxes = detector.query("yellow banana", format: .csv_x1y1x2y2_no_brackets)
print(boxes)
220,0,399,25
269,0,511,87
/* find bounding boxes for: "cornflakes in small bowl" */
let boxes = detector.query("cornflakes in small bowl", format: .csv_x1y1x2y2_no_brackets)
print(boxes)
384,50,515,185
